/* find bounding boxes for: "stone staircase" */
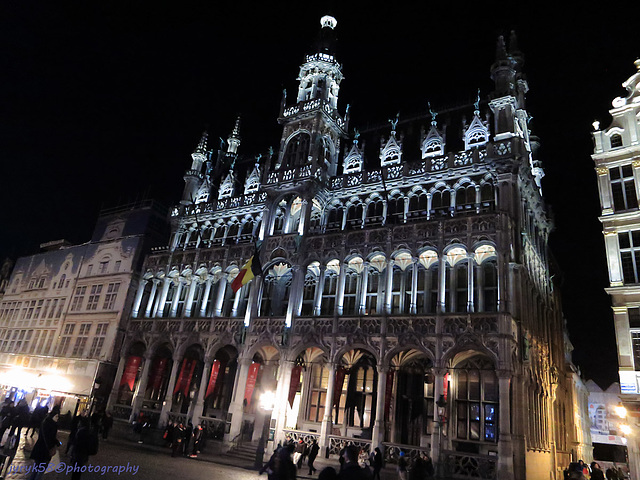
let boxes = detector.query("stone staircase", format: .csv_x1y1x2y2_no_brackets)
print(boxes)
224,440,260,467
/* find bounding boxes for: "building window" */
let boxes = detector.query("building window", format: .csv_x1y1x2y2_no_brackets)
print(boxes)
610,165,638,212
611,134,623,148
89,323,108,358
99,260,109,274
72,323,91,357
114,260,121,272
86,285,103,310
71,286,87,311
103,283,120,310
455,357,499,443
308,364,329,422
282,132,311,169
57,324,75,356
619,231,640,284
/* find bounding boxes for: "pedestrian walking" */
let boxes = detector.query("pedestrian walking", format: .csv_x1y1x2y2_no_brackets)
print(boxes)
101,411,113,440
183,422,193,456
338,445,370,480
397,451,408,480
293,439,305,468
69,417,99,480
8,398,30,444
29,406,61,480
0,399,14,447
171,423,185,457
591,462,605,480
66,414,82,454
371,447,383,480
307,439,319,475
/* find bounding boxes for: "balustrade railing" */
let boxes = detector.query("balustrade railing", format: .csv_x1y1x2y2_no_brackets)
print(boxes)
381,442,431,463
443,450,497,480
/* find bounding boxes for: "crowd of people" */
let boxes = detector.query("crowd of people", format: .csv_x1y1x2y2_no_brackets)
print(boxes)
259,439,434,480
161,421,207,458
565,460,629,480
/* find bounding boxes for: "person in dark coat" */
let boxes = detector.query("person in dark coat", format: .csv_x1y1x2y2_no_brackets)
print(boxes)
307,439,320,475
66,414,82,454
171,423,185,457
338,445,370,480
27,405,49,438
591,462,605,480
183,423,193,456
0,399,14,448
259,443,296,480
69,417,99,480
29,406,61,480
9,398,30,443
101,411,113,440
371,447,383,480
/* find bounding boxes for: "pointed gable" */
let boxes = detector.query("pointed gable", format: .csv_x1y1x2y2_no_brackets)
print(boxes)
244,155,262,194
380,113,403,167
343,132,363,174
421,105,445,159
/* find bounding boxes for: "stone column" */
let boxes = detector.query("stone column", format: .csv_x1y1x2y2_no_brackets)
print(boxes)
286,266,304,322
131,279,148,318
231,288,243,317
144,280,159,318
497,372,514,480
313,265,327,316
199,278,213,317
107,355,127,410
358,262,370,315
154,279,171,318
371,365,387,448
169,281,184,317
273,360,294,445
159,353,182,426
298,198,312,236
467,255,475,313
438,256,447,313
432,369,446,472
130,352,153,422
190,357,212,423
320,362,337,452
384,260,394,314
184,279,199,318
476,262,485,312
226,357,252,441
214,279,228,316
410,261,419,314
336,264,347,315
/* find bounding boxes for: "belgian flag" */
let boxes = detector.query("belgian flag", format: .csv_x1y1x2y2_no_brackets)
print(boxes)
231,246,263,293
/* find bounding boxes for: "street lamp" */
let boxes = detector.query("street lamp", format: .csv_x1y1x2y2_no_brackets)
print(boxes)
254,390,276,469
615,404,628,419
436,394,448,478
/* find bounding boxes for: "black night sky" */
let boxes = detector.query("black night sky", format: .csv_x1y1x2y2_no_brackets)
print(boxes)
2,3,639,388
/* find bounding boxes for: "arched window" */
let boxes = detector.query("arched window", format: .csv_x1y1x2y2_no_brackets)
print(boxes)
408,191,428,218
611,134,623,148
343,257,363,315
326,205,343,232
366,199,384,225
346,203,364,229
366,255,387,314
259,263,292,317
272,201,286,235
445,248,468,313
391,253,413,314
226,222,240,244
282,133,311,169
474,245,498,312
431,189,451,217
456,185,477,211
387,195,405,223
322,260,340,315
416,250,439,314
301,263,319,316
480,183,495,211
454,356,499,443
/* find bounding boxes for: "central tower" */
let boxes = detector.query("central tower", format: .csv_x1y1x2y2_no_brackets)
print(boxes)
268,15,347,185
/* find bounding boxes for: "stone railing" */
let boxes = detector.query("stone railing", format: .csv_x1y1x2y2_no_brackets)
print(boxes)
443,450,497,480
112,404,133,421
283,429,320,446
328,435,371,455
381,442,431,463
167,412,189,426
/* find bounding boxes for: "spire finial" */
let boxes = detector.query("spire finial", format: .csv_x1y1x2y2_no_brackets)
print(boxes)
474,89,481,115
232,116,241,136
389,112,399,134
320,15,337,29
195,131,208,154
353,129,360,146
495,35,508,62
428,102,437,126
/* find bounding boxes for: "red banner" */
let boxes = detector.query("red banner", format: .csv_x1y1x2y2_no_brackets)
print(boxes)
333,366,346,407
443,372,449,401
149,357,167,393
384,370,394,422
288,365,302,408
183,359,196,396
205,360,221,399
120,356,141,391
173,359,188,395
243,362,260,406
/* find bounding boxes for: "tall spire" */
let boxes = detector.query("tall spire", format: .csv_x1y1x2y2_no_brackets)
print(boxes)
316,15,338,56
227,116,241,155
190,130,208,171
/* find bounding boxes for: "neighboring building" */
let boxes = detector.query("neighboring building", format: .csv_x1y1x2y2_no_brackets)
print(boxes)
592,58,640,479
0,200,167,414
115,16,583,480
587,381,630,475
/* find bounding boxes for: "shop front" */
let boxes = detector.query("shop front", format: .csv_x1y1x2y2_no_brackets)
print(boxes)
0,353,102,418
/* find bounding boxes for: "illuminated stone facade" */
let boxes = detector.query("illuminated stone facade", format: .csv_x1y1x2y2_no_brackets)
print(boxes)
592,59,640,479
116,17,585,480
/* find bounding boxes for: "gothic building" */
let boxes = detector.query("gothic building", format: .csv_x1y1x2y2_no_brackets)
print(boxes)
114,16,586,480
592,59,640,478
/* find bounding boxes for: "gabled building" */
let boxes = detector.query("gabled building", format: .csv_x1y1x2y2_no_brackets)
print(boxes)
0,201,167,414
115,16,584,480
592,59,640,479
